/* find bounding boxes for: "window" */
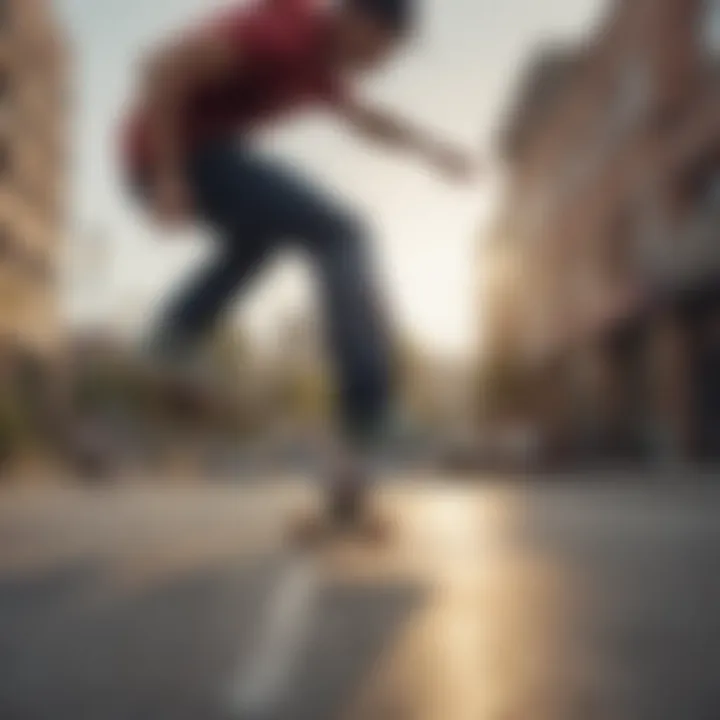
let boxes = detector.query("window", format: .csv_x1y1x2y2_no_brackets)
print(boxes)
701,0,720,59
522,188,551,242
0,71,8,105
558,148,597,198
0,141,11,178
0,226,11,260
635,182,673,283
603,205,636,285
673,153,720,282
26,254,52,283
607,57,653,142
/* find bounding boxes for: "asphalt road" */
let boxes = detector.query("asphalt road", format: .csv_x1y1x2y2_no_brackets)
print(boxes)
1,475,719,720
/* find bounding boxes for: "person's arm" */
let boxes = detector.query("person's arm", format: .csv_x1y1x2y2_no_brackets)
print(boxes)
338,98,477,182
139,32,240,225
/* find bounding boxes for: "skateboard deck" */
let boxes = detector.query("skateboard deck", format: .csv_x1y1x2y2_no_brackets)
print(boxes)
286,501,393,549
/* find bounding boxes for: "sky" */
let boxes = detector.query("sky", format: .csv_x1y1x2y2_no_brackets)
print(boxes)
54,0,604,358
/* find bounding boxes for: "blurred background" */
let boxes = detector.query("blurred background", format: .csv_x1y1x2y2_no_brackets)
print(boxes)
0,0,718,477
477,0,720,470
1,3,720,720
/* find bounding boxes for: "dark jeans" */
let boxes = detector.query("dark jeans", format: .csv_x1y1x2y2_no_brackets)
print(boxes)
141,139,391,446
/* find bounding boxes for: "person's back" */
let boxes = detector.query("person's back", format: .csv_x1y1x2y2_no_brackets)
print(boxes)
123,0,476,526
123,0,348,177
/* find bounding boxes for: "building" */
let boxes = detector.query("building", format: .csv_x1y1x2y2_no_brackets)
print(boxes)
0,0,69,355
479,0,720,463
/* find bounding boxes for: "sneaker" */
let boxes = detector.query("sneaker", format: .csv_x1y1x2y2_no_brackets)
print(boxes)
325,453,371,527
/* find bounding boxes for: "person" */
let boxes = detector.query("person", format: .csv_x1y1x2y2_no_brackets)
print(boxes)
121,0,476,524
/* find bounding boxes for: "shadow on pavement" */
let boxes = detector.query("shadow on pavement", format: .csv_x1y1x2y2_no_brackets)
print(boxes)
0,555,426,720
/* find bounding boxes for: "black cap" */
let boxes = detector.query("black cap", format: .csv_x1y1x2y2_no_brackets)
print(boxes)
348,0,416,36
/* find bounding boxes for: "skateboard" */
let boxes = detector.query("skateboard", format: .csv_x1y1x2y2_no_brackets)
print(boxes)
287,485,392,548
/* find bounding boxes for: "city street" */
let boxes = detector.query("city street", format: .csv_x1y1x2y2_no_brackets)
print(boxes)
1,475,719,720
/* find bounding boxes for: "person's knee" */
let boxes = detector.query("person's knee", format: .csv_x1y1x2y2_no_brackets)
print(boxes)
334,209,367,242
314,207,369,253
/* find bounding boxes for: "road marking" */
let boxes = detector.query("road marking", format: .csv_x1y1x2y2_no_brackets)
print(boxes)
228,551,320,717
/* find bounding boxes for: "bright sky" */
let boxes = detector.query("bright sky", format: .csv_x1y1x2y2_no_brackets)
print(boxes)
55,0,603,357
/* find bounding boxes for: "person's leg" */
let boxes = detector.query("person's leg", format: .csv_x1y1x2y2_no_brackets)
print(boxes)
216,156,392,513
152,141,281,351
302,209,392,522
306,212,391,448
154,145,392,515
171,145,393,447
157,240,271,350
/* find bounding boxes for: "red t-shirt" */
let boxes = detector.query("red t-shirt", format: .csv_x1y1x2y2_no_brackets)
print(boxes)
123,0,346,174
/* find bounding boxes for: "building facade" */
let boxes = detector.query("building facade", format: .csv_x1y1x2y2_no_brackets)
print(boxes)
0,0,69,355
480,0,720,463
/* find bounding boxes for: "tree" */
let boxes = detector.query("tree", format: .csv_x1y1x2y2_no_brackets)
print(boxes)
208,319,251,383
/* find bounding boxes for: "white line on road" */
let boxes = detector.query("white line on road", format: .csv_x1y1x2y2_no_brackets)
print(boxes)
227,551,321,717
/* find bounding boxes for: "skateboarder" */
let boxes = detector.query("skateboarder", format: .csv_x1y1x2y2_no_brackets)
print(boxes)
121,0,476,524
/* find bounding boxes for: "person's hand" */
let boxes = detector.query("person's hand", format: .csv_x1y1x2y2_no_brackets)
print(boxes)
151,171,192,228
427,143,478,184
